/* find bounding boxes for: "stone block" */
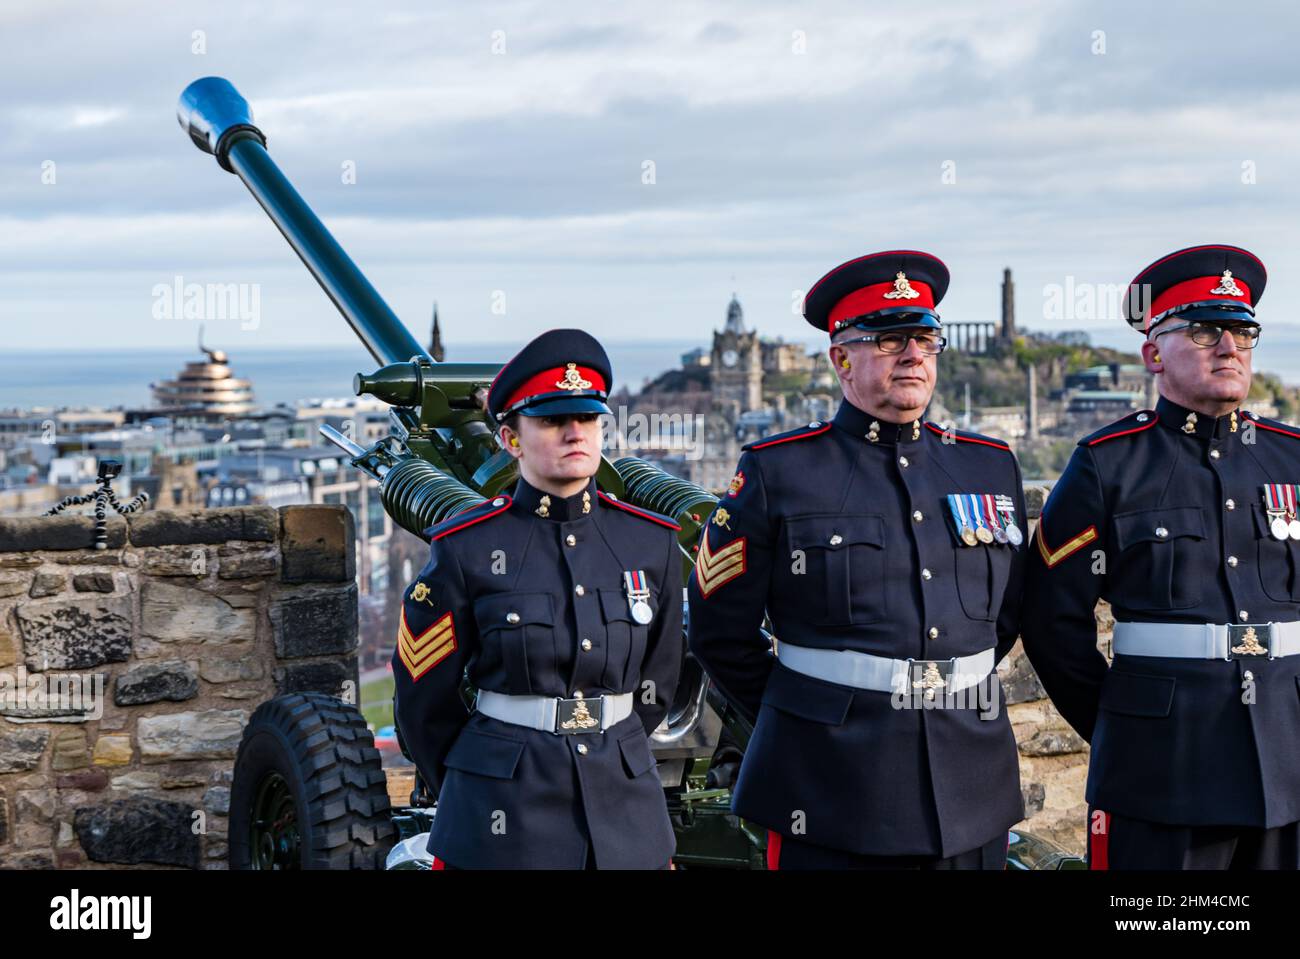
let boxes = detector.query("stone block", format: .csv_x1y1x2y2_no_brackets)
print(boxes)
280,505,355,583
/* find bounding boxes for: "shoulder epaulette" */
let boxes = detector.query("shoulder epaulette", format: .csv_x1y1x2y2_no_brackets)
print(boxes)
1242,410,1300,440
743,420,833,452
424,495,513,541
596,491,681,531
923,421,1011,451
1080,410,1158,447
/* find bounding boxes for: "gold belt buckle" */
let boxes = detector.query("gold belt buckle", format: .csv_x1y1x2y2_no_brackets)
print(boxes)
906,658,955,701
555,695,603,734
1227,623,1272,660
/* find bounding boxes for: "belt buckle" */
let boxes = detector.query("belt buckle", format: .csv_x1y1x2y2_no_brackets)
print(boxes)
555,695,603,734
906,658,955,700
1227,623,1272,660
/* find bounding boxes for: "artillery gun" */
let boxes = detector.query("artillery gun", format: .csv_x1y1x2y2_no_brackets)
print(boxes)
176,77,1082,870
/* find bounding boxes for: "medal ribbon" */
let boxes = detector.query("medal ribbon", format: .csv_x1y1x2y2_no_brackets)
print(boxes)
982,494,1003,535
965,494,989,537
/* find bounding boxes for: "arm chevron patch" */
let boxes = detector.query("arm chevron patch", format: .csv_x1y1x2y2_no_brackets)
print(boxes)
695,534,747,598
397,606,457,681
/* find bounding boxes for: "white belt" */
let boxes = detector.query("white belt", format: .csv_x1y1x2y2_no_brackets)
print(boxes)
475,690,634,734
776,642,996,694
1113,621,1300,661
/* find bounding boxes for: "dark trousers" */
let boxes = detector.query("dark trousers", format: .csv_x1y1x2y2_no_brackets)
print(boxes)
431,846,671,869
766,830,1007,870
1088,808,1300,869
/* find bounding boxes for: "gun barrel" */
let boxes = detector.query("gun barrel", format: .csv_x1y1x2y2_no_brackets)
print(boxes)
177,77,426,367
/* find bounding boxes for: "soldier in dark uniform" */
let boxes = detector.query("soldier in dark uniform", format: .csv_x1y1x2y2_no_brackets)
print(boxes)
1022,245,1300,869
687,251,1027,869
392,329,684,869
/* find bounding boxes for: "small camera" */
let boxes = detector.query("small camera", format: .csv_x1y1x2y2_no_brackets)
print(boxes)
97,459,123,482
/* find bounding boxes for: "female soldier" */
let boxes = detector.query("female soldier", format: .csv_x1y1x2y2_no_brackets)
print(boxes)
392,329,684,869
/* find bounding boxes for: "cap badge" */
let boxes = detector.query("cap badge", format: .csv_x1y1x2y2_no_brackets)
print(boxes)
727,472,745,497
711,507,732,530
1210,270,1244,296
882,271,921,300
556,362,593,391
536,494,551,518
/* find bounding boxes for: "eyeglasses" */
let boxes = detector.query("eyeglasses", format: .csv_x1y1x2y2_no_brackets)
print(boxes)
837,330,947,355
1152,321,1260,350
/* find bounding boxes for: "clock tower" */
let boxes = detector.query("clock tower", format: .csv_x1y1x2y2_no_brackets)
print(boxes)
710,294,762,413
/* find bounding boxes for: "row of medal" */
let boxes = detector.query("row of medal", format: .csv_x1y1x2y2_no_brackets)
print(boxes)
1261,485,1300,541
946,493,1023,547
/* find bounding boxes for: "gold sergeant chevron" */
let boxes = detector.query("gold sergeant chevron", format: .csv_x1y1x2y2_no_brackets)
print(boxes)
397,607,456,681
695,533,747,598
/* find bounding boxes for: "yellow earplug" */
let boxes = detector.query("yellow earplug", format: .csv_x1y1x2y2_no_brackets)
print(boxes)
509,437,519,448
841,358,851,369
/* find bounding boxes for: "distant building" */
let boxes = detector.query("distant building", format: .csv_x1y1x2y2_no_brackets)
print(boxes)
151,330,256,418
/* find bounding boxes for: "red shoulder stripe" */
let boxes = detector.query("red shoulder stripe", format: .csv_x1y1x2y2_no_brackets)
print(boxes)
597,491,681,531
431,496,512,540
748,423,831,450
1086,417,1158,446
1252,419,1300,440
924,422,1010,450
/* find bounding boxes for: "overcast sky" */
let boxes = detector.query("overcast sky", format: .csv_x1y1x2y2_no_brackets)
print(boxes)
3,0,1299,360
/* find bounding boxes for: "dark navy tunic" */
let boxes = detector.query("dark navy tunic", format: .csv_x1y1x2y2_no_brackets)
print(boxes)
392,475,684,868
1022,396,1300,829
687,398,1027,858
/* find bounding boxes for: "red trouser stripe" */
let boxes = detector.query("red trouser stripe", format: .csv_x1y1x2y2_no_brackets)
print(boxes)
1089,811,1111,870
430,855,446,871
766,830,782,870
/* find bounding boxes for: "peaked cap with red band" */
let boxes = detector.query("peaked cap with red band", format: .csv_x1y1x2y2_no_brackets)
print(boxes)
803,250,950,335
1124,244,1267,333
487,328,613,422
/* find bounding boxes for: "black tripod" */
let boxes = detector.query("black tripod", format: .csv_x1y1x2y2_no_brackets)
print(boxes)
44,459,148,550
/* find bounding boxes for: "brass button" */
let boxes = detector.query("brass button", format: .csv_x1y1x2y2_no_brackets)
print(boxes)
1210,450,1221,460
565,534,577,546
1225,499,1235,511
576,743,588,755
1155,527,1168,539
1244,670,1254,682
506,612,520,624
921,568,932,581
928,626,939,639
829,534,843,546
573,690,584,699
581,639,592,651
492,497,506,506
574,585,585,596
912,510,924,523
1136,413,1149,423
899,456,909,468
1239,610,1249,622
1228,556,1239,567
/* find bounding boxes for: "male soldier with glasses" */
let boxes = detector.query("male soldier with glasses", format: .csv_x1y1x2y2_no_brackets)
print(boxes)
1023,245,1300,869
688,251,1027,869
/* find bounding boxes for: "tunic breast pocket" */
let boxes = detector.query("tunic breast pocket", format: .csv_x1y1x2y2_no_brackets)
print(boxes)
598,588,651,689
1109,506,1206,611
1252,504,1300,602
779,513,886,626
953,541,1013,622
472,592,557,694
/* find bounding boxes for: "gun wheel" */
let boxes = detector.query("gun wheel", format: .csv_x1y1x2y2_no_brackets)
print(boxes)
228,692,396,869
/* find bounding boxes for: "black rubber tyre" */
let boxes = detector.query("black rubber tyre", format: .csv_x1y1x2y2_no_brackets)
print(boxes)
228,692,396,869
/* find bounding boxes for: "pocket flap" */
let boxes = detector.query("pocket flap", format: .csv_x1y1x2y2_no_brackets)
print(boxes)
1099,670,1175,717
1114,506,1205,551
617,727,656,777
599,588,640,623
443,727,526,779
761,663,854,725
784,513,885,551
473,591,555,629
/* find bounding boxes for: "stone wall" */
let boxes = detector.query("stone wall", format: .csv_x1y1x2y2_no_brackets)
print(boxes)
1001,486,1107,856
0,506,358,869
